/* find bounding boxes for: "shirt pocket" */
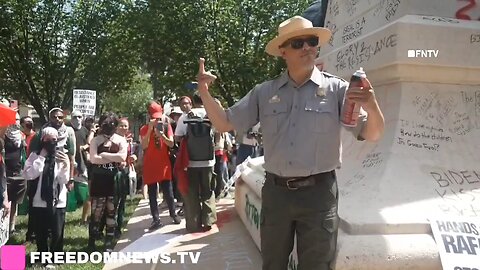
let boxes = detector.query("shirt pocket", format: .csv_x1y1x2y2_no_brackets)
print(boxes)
261,102,288,135
304,98,338,133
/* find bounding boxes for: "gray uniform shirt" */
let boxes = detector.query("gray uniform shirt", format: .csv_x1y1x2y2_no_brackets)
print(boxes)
226,67,367,177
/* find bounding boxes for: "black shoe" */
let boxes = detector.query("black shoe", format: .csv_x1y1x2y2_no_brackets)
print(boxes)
148,220,163,231
202,225,212,232
172,216,181,224
177,208,184,216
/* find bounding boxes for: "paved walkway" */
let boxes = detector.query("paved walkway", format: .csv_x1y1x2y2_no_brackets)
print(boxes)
103,197,262,270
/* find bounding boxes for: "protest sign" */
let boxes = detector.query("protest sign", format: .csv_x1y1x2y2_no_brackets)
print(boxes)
0,208,9,246
73,89,96,117
430,216,480,270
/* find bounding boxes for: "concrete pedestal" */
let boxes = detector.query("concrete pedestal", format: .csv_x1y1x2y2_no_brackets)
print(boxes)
321,0,480,55
320,15,480,82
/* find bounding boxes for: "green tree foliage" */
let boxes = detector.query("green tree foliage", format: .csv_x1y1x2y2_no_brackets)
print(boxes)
131,0,208,101
203,0,312,105
0,0,134,122
133,0,312,105
1,0,315,120
101,72,153,119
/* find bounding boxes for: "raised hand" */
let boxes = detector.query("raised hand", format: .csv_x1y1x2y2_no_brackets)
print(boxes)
197,58,217,93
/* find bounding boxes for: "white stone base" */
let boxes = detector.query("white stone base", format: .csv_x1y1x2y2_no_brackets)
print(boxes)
319,15,480,83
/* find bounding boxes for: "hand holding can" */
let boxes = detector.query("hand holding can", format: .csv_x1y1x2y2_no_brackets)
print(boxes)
341,67,368,127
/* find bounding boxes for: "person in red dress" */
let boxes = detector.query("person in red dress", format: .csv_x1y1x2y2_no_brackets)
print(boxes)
140,101,181,230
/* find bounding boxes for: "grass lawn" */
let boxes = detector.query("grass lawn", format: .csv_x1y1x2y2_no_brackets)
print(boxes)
6,196,141,270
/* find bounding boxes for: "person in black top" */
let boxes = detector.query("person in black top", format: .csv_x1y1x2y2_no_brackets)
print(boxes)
88,112,127,251
4,114,26,234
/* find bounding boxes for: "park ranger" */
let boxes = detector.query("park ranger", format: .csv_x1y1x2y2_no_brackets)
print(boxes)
197,16,385,270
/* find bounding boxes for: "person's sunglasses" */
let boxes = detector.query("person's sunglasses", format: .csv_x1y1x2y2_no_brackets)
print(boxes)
52,115,64,120
281,36,319,49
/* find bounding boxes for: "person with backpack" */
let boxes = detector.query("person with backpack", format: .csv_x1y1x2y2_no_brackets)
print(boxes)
140,101,181,231
174,93,216,233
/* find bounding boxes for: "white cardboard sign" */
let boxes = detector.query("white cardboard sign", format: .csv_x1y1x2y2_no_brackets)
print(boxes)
73,89,96,117
0,208,10,246
430,216,480,270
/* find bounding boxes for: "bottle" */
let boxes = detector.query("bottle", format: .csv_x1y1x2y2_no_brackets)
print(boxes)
341,67,367,127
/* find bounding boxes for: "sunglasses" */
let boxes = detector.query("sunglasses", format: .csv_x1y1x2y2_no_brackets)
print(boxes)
281,36,319,49
51,115,64,120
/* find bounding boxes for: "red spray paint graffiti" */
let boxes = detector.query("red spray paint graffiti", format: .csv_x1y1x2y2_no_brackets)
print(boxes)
456,0,480,20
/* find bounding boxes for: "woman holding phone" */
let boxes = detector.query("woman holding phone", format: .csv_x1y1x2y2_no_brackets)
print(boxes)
140,101,180,231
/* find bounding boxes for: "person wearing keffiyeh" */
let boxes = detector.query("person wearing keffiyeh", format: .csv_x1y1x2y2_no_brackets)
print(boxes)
22,127,70,260
29,108,76,181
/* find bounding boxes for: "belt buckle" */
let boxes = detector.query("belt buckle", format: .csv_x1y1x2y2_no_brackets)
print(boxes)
286,178,300,191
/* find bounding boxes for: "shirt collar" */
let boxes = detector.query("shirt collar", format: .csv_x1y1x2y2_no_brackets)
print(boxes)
278,66,326,89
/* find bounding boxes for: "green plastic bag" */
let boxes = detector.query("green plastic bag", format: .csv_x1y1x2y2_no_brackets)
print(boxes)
74,181,89,206
66,190,78,212
17,195,29,215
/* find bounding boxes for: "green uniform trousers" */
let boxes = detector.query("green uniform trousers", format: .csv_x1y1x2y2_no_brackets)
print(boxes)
261,171,339,270
184,167,217,232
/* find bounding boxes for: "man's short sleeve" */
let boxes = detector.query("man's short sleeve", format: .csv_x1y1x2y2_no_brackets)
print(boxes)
337,79,368,140
175,115,187,136
225,85,260,133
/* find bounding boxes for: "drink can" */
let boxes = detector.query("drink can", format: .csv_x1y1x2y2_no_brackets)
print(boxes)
341,67,367,127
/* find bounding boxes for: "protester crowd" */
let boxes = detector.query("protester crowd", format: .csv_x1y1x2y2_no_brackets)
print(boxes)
0,94,263,264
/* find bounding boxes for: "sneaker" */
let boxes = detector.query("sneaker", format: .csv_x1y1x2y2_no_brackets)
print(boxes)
148,220,163,231
172,216,181,224
177,208,184,216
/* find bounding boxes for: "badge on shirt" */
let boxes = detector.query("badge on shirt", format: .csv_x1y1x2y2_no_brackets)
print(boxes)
316,87,326,97
269,95,281,103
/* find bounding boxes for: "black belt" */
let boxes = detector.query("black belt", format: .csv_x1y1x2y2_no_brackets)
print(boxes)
267,171,335,191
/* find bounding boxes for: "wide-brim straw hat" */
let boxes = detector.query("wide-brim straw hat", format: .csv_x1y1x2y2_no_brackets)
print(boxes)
265,16,331,57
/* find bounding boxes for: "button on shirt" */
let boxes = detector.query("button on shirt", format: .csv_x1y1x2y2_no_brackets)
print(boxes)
225,67,367,177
